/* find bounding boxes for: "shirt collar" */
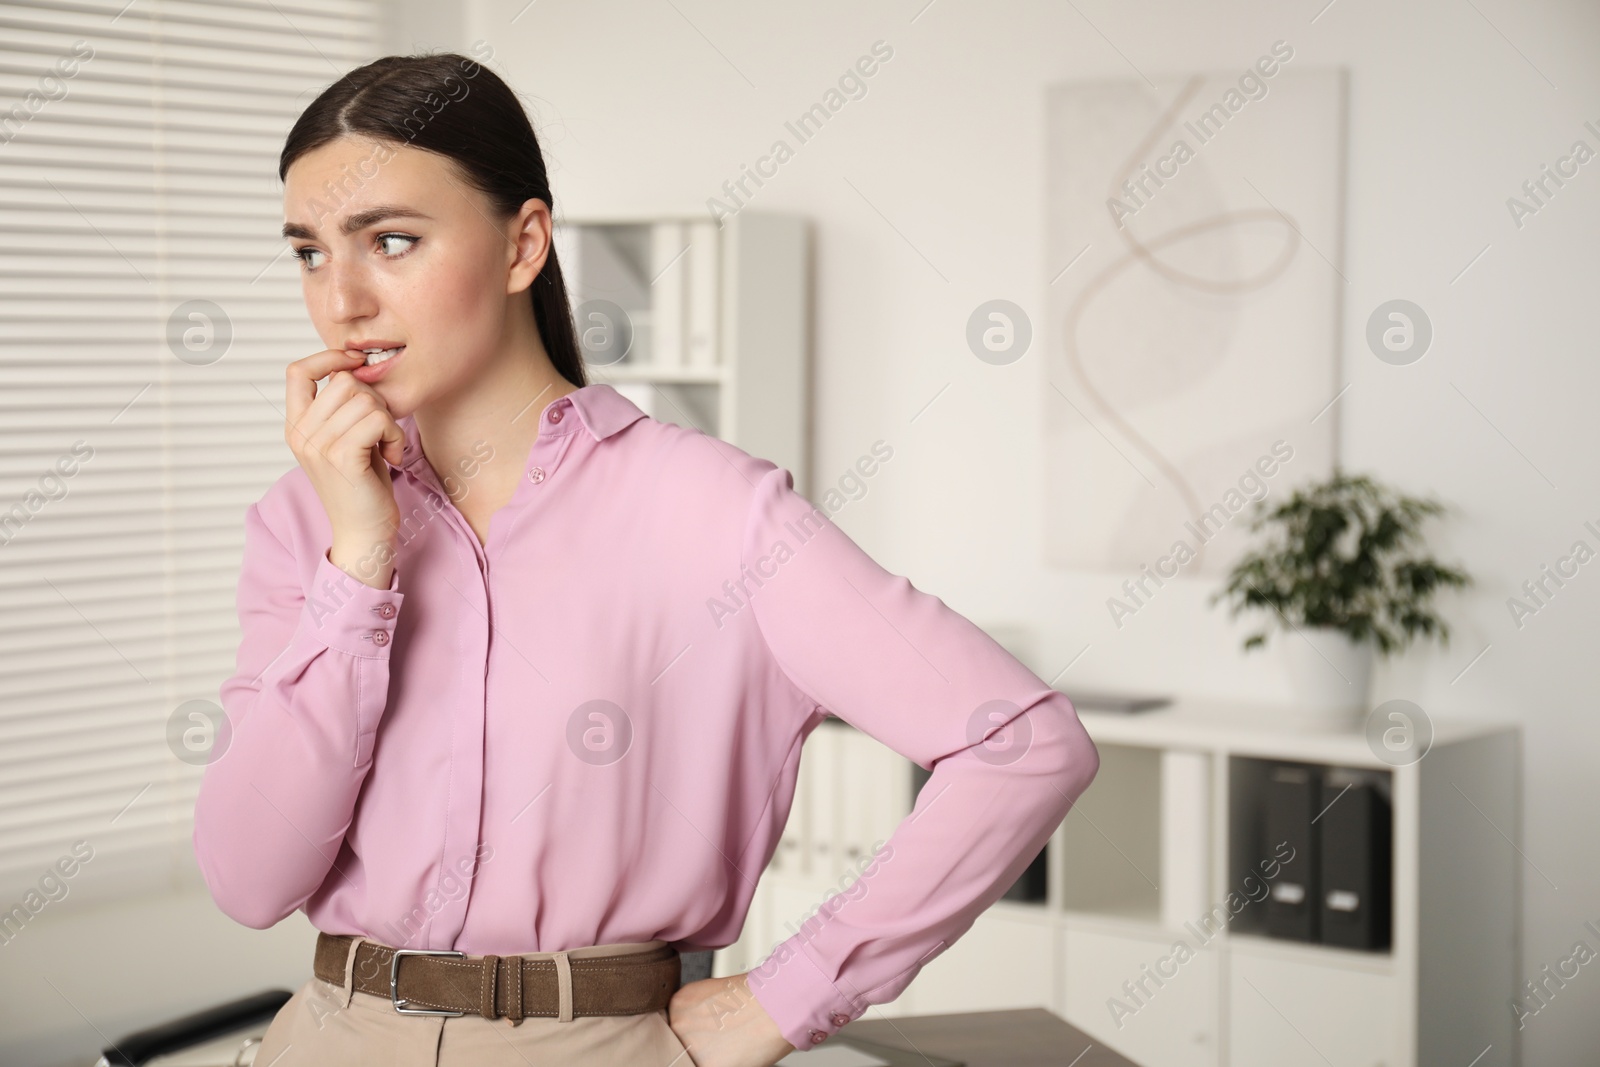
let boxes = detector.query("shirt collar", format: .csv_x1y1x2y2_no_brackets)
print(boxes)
389,382,648,471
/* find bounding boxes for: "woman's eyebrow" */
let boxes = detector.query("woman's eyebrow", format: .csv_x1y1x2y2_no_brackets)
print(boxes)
282,206,433,240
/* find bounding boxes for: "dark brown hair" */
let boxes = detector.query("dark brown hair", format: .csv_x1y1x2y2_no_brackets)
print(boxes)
278,51,586,389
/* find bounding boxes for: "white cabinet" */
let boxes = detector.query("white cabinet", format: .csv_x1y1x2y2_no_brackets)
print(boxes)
556,212,812,493
716,702,1519,1067
1227,943,1397,1067
1062,924,1218,1067
906,904,1058,1015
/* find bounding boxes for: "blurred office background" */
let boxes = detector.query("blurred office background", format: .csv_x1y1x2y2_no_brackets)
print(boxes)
1,2,1597,1065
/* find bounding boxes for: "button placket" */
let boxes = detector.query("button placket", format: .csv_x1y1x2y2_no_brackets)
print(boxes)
491,428,577,568
519,427,577,491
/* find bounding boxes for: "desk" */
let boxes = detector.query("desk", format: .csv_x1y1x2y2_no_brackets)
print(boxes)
838,1007,1141,1067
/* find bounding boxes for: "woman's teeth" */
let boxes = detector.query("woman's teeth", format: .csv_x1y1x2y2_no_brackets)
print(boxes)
362,347,402,365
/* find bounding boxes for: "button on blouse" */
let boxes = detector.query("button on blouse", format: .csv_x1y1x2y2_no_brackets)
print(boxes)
191,383,1100,1050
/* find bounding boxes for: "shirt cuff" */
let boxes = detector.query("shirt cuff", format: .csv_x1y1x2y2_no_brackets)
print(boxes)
745,934,865,1051
299,549,403,658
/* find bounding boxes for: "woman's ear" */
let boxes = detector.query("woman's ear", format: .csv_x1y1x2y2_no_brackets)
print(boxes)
505,197,551,295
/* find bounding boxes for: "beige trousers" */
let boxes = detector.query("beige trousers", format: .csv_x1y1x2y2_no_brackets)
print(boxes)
250,937,694,1066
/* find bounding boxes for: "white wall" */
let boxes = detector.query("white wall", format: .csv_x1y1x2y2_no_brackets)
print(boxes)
448,1,1598,1064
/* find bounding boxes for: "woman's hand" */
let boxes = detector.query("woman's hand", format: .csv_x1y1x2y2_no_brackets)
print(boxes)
285,349,406,585
667,971,796,1067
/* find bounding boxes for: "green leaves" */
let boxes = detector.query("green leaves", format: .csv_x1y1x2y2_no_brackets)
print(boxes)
1209,471,1472,657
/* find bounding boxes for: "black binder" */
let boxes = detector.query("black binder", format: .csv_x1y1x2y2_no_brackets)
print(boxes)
1264,764,1320,941
1317,771,1393,950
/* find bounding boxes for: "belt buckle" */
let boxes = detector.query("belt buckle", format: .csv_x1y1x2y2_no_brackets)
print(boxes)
389,948,468,1016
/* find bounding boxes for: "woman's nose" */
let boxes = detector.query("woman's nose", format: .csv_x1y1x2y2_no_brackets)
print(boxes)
325,259,379,323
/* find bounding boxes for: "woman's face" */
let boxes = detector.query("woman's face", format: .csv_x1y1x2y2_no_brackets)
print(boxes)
281,135,529,419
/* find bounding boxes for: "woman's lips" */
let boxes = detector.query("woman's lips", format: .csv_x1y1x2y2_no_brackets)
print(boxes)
351,346,404,384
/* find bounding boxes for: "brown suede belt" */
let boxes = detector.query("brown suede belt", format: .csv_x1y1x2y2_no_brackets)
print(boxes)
313,932,681,1020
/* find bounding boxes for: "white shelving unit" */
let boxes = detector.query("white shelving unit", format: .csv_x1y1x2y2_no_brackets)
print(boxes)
554,211,812,494
718,698,1520,1067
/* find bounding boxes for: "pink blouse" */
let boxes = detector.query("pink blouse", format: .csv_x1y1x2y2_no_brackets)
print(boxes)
191,382,1100,1051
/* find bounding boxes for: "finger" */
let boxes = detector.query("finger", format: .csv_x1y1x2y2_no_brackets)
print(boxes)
324,376,406,468
307,387,383,457
329,375,403,467
349,409,404,475
286,348,366,432
378,414,405,468
286,369,355,462
321,401,403,476
294,367,381,459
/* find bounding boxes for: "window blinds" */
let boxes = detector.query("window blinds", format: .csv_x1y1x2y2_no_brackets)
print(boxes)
0,0,376,915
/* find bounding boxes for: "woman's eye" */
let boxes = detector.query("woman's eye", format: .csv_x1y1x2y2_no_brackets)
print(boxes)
291,246,324,269
376,232,419,256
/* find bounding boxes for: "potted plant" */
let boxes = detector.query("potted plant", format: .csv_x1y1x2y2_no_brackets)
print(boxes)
1210,471,1471,724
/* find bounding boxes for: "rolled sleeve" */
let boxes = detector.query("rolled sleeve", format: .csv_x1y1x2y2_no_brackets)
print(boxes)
738,465,1100,1050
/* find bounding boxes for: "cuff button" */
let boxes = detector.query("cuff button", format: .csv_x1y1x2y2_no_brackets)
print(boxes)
373,603,397,619
808,1029,827,1044
370,630,390,647
830,1012,850,1027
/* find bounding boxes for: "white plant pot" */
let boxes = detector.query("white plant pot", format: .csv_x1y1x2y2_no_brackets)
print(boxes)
1281,625,1374,727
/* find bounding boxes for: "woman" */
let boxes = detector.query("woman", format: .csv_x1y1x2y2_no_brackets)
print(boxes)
192,52,1100,1067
